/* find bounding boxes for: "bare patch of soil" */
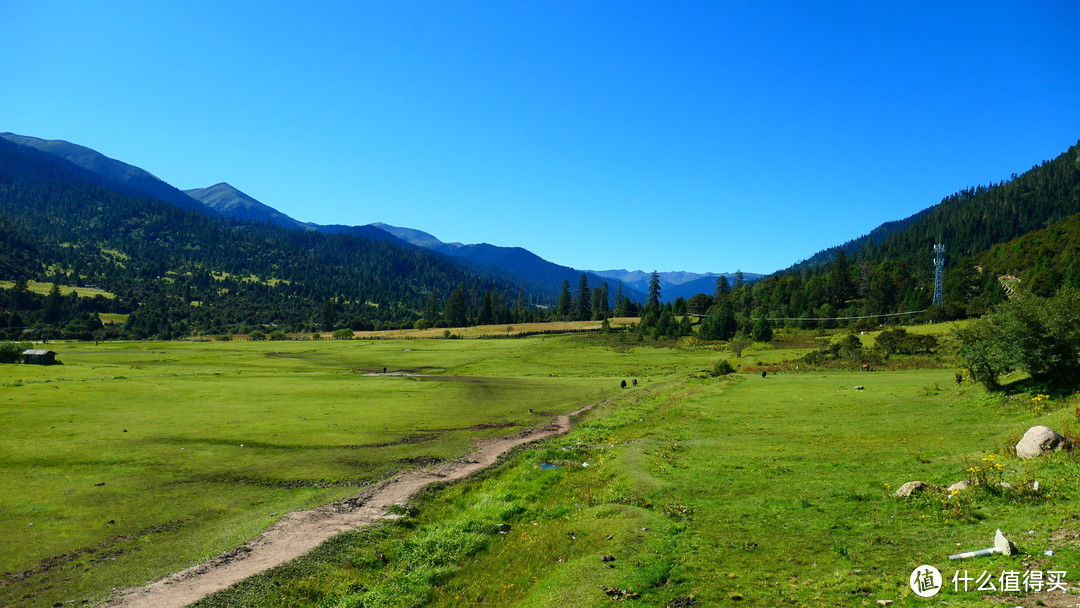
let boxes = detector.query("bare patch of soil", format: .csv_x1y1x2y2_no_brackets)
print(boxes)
102,400,607,608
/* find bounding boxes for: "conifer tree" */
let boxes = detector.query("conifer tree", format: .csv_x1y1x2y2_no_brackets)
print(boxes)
575,273,591,321
647,271,661,310
557,280,572,319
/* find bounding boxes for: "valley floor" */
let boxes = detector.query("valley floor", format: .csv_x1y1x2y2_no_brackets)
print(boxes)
2,335,1077,607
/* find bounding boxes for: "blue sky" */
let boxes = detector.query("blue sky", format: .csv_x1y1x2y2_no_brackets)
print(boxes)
3,1,1078,274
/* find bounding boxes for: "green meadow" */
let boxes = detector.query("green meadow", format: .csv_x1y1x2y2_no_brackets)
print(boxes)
0,335,720,607
191,344,1080,607
2,332,1078,607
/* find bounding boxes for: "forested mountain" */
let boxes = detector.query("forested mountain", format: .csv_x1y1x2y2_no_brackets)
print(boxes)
0,133,211,214
371,222,648,303
0,137,553,339
589,269,764,302
972,209,1080,297
689,141,1080,335
8,133,647,309
184,182,311,230
787,141,1080,272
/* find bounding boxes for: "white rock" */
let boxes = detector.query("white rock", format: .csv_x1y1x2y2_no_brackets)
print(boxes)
1015,426,1065,458
893,481,942,498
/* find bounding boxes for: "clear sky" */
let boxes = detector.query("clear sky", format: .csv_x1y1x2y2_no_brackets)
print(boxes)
3,1,1078,275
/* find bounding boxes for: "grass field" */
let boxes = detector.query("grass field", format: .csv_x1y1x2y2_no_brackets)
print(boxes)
0,335,725,608
3,330,1078,607
193,365,1080,607
0,280,116,299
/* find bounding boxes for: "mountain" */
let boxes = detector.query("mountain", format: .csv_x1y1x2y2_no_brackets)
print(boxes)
0,132,212,214
0,135,551,339
787,140,1080,272
371,222,461,249
973,209,1080,296
734,140,1080,324
370,223,648,302
589,269,764,301
184,182,311,230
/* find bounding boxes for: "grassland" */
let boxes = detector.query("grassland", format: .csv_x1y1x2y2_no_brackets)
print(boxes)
0,335,723,608
192,354,1080,607
0,280,116,299
4,330,1078,607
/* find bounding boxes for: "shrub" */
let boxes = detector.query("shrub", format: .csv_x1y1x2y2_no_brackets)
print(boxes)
332,328,354,340
955,288,1080,390
0,341,30,364
711,359,736,376
876,327,938,355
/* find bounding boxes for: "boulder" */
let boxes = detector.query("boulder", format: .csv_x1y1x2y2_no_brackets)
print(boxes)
893,481,942,498
947,480,972,492
1015,426,1065,459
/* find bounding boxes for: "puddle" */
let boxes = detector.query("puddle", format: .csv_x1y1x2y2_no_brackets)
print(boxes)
538,463,563,470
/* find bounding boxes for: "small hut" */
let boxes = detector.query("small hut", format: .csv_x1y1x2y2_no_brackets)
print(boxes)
22,349,57,365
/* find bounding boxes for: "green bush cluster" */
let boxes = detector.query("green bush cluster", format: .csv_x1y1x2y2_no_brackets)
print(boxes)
875,327,938,355
801,334,886,369
0,341,30,364
955,287,1080,390
711,359,736,376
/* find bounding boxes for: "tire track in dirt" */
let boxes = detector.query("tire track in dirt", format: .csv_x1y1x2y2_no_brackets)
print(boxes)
103,400,606,608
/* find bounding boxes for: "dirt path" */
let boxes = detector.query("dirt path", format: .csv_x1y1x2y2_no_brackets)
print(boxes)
103,401,605,608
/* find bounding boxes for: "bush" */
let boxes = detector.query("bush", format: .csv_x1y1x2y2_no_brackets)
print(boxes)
711,359,736,376
0,341,30,364
876,327,938,355
802,333,887,369
332,328,354,340
955,288,1080,390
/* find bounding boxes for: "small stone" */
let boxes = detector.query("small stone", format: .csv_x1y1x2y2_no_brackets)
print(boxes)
947,480,972,492
875,601,894,606
854,385,865,390
601,555,616,562
893,481,942,498
497,523,512,533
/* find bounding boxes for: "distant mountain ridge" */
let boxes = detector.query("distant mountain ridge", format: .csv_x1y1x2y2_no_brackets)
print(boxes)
0,132,211,214
369,222,648,302
184,182,311,230
589,269,765,301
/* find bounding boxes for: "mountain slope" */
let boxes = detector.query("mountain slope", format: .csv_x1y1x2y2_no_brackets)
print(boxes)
370,223,647,301
184,182,311,230
0,136,549,338
0,132,212,214
788,140,1080,271
590,269,764,301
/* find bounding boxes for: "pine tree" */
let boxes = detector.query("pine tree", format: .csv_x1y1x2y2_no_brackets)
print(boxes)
575,273,591,321
647,271,661,310
444,287,468,327
557,280,572,319
714,275,730,302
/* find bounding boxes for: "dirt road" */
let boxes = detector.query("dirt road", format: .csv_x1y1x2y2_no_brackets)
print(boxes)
104,401,604,608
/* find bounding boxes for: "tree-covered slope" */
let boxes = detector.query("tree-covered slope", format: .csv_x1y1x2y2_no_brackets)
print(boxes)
789,140,1080,271
0,137,546,338
0,132,212,215
690,141,1080,332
